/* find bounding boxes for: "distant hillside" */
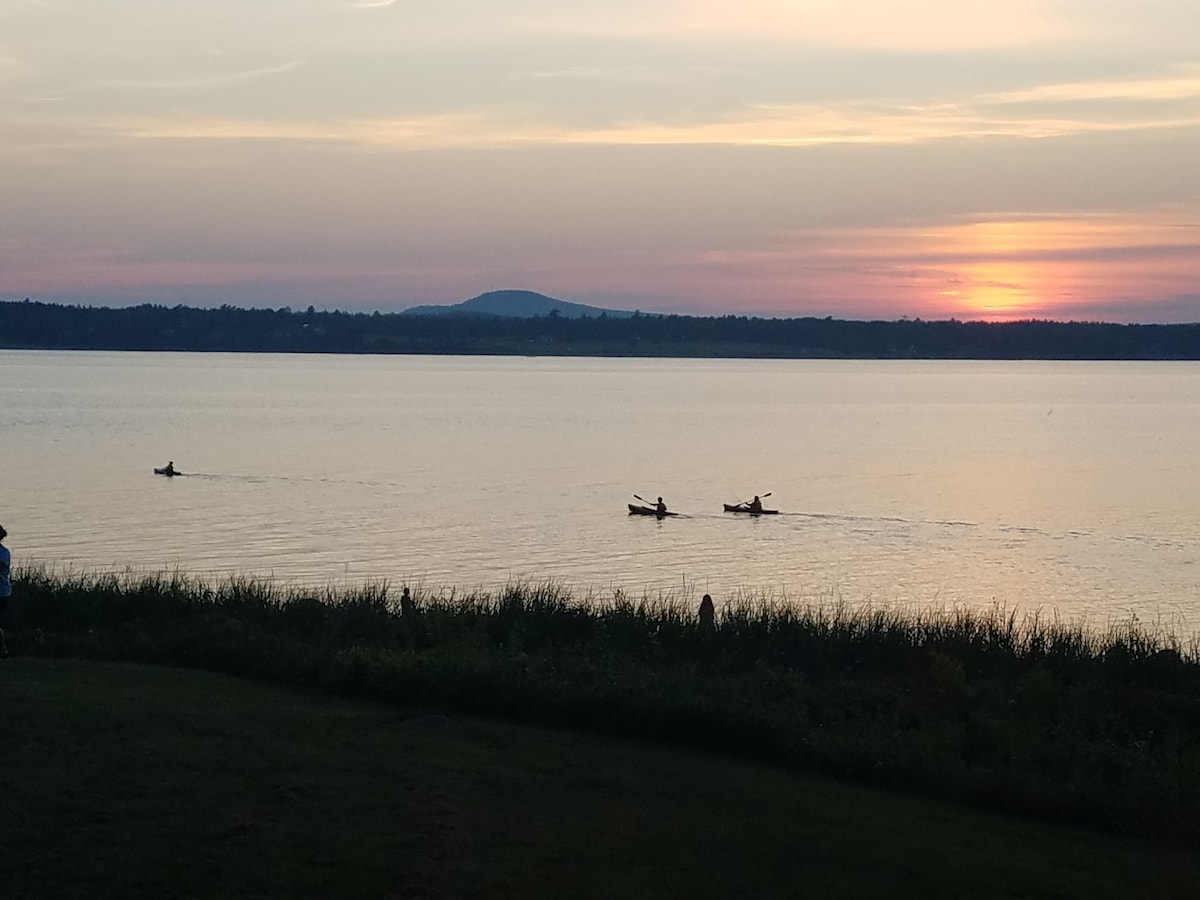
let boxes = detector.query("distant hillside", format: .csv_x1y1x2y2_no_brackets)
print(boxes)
402,290,635,319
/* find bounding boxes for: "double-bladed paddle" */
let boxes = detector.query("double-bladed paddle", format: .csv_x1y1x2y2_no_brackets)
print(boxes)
738,491,772,507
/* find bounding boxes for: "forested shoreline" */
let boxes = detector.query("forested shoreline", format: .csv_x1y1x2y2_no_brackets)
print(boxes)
5,299,1200,359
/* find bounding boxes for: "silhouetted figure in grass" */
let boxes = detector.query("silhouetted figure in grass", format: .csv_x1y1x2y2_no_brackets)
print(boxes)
698,593,715,631
0,524,11,658
400,586,414,617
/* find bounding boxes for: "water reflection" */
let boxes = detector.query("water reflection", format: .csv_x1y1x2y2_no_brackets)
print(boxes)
4,352,1200,624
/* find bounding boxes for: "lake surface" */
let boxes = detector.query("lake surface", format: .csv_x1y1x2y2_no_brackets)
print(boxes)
4,351,1199,626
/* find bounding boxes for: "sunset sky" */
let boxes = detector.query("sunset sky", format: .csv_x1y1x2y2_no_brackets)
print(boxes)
3,1,1199,321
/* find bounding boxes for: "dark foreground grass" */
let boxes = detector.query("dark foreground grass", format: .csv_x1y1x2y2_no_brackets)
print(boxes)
3,658,1199,900
8,569,1200,848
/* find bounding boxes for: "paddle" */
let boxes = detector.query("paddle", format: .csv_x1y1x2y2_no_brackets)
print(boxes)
633,493,660,507
738,491,772,507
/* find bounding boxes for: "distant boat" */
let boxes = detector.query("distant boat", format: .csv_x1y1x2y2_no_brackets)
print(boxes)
628,503,677,518
723,503,778,515
154,466,180,477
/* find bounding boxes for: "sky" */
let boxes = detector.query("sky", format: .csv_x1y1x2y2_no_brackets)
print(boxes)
3,1,1199,322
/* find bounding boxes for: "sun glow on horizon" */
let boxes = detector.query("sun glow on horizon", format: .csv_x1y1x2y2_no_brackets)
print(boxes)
934,221,1061,320
939,262,1050,321
909,213,1200,321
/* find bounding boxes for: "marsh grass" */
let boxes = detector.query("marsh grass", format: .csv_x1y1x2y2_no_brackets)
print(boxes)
9,567,1200,844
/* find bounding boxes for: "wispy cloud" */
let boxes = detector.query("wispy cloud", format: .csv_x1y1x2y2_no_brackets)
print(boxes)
0,52,27,82
507,0,1069,50
989,63,1200,104
90,59,304,92
39,74,1195,155
525,66,606,80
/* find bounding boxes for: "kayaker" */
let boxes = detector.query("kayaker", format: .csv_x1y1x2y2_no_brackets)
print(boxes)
747,495,763,513
162,461,176,475
656,496,667,515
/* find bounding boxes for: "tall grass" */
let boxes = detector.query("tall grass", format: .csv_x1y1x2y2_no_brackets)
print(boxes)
8,566,1200,844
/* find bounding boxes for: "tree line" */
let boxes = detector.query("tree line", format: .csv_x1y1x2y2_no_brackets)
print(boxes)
4,298,1200,359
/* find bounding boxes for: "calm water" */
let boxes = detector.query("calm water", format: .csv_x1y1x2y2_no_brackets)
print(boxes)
4,350,1199,624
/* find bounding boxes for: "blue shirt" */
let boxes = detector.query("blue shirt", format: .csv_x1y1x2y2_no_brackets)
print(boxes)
0,545,10,597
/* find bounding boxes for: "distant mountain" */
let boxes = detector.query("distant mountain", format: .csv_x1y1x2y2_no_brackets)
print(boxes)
402,290,636,319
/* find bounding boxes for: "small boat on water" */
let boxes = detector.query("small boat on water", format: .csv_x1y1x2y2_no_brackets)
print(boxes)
154,466,180,476
723,503,779,515
628,503,678,517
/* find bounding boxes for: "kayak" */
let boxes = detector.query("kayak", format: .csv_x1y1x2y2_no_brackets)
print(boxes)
723,504,778,515
628,503,678,517
154,467,179,476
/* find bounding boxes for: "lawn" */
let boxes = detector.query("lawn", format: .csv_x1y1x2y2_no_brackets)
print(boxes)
3,658,1197,900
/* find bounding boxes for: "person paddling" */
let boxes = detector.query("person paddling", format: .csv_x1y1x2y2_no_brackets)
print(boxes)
747,495,763,513
656,496,668,516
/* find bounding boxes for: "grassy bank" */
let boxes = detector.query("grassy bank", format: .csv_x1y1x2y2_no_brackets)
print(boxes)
5,658,1200,900
7,569,1200,846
